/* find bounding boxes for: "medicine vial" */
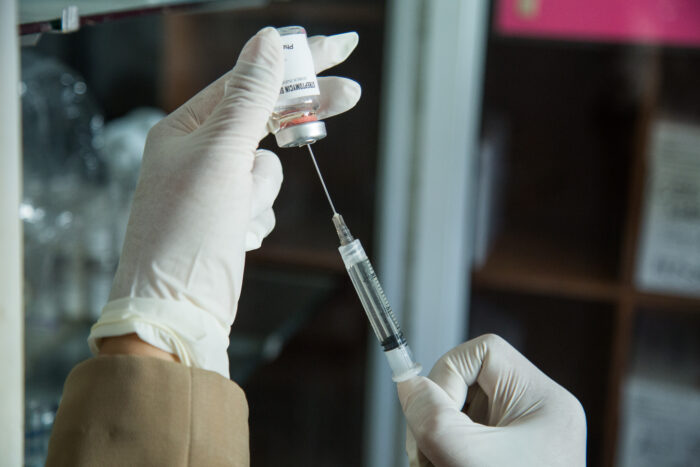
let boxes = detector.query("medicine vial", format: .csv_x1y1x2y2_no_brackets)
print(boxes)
273,26,327,148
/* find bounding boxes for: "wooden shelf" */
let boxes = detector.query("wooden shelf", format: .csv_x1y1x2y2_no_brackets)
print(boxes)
474,30,700,467
247,244,345,273
472,230,700,311
631,290,700,313
472,232,620,302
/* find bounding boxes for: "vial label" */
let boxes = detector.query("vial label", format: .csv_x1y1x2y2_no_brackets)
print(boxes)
278,33,320,106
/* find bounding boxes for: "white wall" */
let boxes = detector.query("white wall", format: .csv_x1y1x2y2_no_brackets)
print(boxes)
0,0,24,464
365,1,489,465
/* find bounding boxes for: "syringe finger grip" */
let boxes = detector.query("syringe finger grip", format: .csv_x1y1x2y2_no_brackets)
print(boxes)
338,239,367,269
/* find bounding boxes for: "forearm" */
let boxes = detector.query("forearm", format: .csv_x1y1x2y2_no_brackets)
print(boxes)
98,333,179,362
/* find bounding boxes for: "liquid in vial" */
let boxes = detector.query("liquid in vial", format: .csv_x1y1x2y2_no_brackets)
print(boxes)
273,26,327,147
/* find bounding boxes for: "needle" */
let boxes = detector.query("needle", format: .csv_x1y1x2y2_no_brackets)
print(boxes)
306,144,337,215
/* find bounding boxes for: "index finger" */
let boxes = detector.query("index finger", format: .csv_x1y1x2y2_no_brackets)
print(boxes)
428,334,556,415
308,32,359,74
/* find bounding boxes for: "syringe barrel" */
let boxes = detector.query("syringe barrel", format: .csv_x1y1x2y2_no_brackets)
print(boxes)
338,239,421,381
339,239,404,349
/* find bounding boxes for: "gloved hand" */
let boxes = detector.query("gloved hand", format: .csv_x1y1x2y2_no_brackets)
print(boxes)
397,334,586,467
88,27,361,378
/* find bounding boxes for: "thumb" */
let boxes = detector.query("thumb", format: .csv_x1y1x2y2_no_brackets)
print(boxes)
398,377,478,467
245,148,283,251
200,27,284,149
398,376,466,429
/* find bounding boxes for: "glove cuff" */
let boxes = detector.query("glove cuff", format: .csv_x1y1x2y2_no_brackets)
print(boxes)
88,297,231,378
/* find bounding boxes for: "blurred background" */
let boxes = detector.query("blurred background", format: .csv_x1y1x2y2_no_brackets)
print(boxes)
14,0,700,466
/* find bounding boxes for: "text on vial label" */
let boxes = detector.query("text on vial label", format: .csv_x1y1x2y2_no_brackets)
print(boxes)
277,33,320,105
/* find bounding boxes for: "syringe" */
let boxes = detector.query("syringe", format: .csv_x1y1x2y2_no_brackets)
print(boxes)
306,145,421,382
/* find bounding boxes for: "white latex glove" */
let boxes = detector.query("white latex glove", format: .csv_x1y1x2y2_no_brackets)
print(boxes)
88,27,361,378
397,334,587,467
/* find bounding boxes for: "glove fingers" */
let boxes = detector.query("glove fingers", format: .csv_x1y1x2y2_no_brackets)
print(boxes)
166,31,358,138
398,376,471,423
430,334,570,428
201,27,283,151
401,338,588,467
245,208,275,251
308,32,359,74
426,354,470,410
398,376,480,467
429,335,536,407
250,149,283,218
245,149,282,251
316,77,362,120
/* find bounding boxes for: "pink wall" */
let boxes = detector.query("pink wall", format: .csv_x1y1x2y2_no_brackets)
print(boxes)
496,0,700,47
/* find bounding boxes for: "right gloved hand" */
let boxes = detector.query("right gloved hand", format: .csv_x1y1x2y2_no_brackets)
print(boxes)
397,334,587,467
88,28,361,378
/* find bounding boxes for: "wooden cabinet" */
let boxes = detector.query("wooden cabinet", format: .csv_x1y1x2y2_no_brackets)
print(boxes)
471,32,700,466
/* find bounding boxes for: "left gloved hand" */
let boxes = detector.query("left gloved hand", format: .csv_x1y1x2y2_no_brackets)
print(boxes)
88,27,361,378
397,334,586,467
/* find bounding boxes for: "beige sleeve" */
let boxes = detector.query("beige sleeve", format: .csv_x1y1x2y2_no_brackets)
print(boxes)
46,355,250,467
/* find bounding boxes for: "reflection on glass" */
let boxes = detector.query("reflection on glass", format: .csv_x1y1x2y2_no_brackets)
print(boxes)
21,50,162,465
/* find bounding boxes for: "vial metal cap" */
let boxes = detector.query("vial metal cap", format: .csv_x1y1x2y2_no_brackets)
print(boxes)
275,121,327,148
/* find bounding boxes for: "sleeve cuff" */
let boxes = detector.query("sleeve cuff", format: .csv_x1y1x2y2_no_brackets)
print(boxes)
88,297,231,378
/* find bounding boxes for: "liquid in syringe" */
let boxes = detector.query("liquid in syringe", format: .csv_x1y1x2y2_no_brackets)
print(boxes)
308,145,421,382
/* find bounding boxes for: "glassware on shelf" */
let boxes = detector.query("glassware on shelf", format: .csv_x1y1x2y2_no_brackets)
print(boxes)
21,49,108,326
21,50,109,466
24,393,58,467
